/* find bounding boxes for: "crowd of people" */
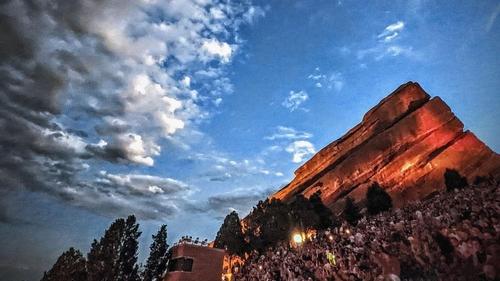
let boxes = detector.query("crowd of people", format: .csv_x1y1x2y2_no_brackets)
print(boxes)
233,182,500,281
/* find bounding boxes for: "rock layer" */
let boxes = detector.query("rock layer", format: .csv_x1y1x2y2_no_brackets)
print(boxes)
271,82,500,212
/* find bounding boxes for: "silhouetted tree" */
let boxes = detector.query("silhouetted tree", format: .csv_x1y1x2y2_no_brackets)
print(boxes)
309,191,335,229
142,225,170,281
444,168,468,191
214,211,246,256
87,218,125,281
246,199,291,251
87,215,141,281
343,197,361,225
366,182,392,215
290,194,320,230
41,247,87,281
116,215,141,281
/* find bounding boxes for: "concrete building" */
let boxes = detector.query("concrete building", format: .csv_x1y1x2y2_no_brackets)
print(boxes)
164,243,225,281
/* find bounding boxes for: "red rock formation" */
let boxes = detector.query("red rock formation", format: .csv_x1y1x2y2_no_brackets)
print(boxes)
271,82,500,212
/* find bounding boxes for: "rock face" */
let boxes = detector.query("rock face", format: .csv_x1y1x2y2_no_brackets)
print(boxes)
271,82,500,212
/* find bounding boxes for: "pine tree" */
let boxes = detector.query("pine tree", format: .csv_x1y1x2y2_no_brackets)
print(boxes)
290,194,320,230
116,215,141,281
366,182,392,215
247,199,291,250
40,247,87,281
214,211,246,256
87,218,125,281
142,225,170,281
309,191,335,229
343,197,361,225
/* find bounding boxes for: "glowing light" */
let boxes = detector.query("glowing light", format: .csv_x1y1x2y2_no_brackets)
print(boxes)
293,233,304,244
329,235,334,241
401,161,413,173
258,265,263,270
345,229,350,235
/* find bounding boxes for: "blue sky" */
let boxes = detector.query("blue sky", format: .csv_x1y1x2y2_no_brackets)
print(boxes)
0,0,499,280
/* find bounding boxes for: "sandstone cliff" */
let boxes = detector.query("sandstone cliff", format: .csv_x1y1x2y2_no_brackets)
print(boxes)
271,82,500,212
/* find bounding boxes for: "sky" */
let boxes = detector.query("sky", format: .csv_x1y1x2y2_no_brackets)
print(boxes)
0,0,499,280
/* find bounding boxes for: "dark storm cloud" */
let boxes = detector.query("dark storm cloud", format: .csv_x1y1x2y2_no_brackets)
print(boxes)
0,0,263,221
0,0,167,220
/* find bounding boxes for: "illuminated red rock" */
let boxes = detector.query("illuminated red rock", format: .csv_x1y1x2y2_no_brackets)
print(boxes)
271,82,500,212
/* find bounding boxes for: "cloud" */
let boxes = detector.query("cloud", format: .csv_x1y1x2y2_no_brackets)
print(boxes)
308,69,344,91
378,21,405,42
357,20,418,62
192,186,277,217
66,171,196,219
282,90,309,111
486,3,500,32
285,140,316,163
191,152,280,182
201,39,234,63
265,126,313,140
0,0,262,219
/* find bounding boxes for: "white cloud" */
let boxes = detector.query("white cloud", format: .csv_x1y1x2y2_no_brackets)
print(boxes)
308,69,344,91
282,90,308,111
357,20,418,62
201,39,234,63
385,21,405,32
285,140,316,163
378,21,405,42
486,3,500,32
265,126,313,140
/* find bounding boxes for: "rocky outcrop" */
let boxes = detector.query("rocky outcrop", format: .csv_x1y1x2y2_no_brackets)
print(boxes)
271,82,500,212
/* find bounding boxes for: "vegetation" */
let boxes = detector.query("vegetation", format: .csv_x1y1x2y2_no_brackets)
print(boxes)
214,211,247,256
246,198,292,251
41,248,87,281
444,168,468,191
343,196,361,225
244,193,336,252
142,225,170,281
43,216,171,281
366,182,393,215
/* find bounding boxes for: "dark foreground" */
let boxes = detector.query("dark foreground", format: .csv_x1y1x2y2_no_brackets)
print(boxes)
235,183,500,281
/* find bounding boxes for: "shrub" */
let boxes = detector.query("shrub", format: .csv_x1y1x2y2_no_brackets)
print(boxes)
365,182,392,215
444,168,468,191
343,197,361,225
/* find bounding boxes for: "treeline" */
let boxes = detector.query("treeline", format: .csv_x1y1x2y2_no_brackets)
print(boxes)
41,216,169,281
213,184,393,256
213,168,478,257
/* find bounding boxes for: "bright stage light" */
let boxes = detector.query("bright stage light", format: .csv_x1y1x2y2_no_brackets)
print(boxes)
293,233,303,244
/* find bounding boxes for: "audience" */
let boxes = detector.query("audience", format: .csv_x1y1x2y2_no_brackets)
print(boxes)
234,182,500,281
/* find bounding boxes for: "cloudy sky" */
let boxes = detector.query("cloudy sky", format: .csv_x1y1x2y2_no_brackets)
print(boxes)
1,0,499,280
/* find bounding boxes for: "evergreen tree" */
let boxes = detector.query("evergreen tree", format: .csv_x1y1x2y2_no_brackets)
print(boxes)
290,194,320,230
366,182,392,215
343,197,361,225
87,218,126,281
143,225,170,281
87,215,141,281
214,211,246,256
444,168,468,191
309,191,335,229
246,199,291,251
116,215,141,281
41,247,87,281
